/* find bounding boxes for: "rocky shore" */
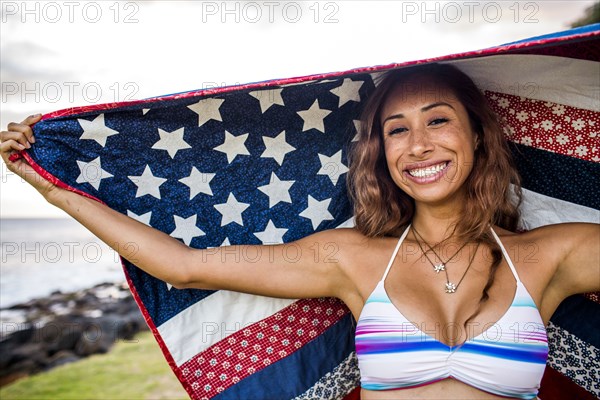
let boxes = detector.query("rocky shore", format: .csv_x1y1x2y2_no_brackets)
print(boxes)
0,282,148,387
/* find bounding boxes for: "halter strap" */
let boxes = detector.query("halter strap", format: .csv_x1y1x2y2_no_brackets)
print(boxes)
381,225,520,283
381,225,412,282
489,227,521,283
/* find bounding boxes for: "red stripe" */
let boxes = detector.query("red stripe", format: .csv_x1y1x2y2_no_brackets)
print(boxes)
509,37,600,62
539,366,597,400
485,91,600,162
178,297,349,399
343,386,361,400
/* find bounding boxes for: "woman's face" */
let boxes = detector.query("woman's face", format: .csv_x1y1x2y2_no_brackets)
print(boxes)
380,78,478,208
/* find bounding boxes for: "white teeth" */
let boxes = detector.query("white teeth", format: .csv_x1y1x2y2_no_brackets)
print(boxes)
408,162,447,178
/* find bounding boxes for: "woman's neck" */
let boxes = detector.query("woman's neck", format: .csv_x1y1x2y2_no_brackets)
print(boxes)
411,197,466,243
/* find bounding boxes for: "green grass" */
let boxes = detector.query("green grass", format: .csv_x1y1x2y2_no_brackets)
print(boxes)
0,331,189,400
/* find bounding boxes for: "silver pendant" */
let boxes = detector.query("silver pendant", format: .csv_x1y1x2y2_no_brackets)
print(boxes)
433,263,445,273
445,282,456,293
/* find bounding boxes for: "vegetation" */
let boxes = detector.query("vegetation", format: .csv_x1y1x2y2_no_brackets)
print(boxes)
571,2,600,27
0,331,189,400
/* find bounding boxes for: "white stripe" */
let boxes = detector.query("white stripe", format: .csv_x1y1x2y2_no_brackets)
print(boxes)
517,187,600,230
547,321,600,396
293,352,359,400
446,55,600,111
157,291,295,366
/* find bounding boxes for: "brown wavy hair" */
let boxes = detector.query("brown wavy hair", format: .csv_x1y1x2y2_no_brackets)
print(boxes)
347,63,523,313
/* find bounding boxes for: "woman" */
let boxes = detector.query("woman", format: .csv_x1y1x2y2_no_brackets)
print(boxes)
2,64,598,399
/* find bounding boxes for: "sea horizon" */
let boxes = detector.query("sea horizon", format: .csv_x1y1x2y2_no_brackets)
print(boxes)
1,217,125,310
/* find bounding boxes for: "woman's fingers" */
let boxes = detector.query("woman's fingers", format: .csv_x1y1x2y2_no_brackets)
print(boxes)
0,139,32,182
2,114,41,145
1,138,26,152
4,123,35,145
20,114,42,126
0,137,30,171
19,114,41,144
1,114,41,174
1,136,57,199
1,114,60,200
0,130,32,149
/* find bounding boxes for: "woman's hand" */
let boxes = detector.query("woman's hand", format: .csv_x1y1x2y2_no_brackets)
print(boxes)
0,114,59,200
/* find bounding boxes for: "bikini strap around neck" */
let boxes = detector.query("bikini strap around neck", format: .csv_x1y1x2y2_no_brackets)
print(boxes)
489,226,521,283
381,224,412,282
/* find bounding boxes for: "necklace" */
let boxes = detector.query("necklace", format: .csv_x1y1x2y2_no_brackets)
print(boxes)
412,226,467,274
412,226,481,294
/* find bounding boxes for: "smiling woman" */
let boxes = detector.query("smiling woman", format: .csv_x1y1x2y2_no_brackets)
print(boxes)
348,64,553,399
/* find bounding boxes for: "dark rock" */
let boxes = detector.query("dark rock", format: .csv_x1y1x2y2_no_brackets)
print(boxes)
74,319,117,356
6,343,47,366
1,326,35,344
45,350,81,369
0,358,38,384
46,324,84,354
0,281,149,387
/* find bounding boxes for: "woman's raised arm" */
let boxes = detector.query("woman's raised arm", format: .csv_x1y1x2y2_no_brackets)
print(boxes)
537,223,600,310
549,223,600,295
1,115,352,300
50,188,347,299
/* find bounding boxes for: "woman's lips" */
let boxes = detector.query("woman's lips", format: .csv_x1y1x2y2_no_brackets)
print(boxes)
403,161,450,183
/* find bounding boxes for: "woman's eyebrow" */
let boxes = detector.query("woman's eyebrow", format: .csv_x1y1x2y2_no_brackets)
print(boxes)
422,101,455,112
382,102,455,125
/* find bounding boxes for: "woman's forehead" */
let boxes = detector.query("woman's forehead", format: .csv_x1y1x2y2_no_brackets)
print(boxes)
381,79,460,115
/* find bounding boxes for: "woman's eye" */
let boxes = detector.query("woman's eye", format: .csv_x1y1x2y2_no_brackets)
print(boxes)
388,127,407,136
429,118,448,126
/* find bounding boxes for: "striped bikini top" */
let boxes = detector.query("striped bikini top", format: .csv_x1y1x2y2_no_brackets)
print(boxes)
355,226,549,399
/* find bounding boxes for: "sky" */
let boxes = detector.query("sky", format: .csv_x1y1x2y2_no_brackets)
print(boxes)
0,0,596,218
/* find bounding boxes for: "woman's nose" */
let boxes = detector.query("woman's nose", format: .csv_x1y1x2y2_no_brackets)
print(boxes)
408,128,434,157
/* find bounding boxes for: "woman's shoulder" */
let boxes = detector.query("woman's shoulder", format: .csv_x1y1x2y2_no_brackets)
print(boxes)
497,222,600,315
493,222,598,281
494,222,598,246
307,227,403,270
311,227,402,249
314,228,406,305
307,226,369,243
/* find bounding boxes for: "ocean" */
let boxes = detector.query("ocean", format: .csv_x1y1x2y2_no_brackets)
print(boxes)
0,218,125,309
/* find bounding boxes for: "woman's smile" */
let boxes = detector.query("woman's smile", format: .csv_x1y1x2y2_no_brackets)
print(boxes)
404,160,450,182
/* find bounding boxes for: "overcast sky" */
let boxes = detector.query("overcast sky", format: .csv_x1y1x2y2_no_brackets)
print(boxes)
0,0,596,218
